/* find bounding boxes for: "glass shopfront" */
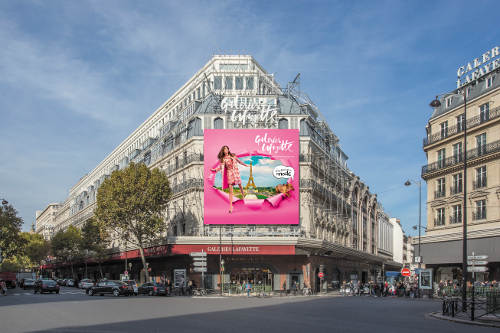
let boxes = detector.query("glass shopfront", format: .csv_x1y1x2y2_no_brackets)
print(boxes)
229,267,274,293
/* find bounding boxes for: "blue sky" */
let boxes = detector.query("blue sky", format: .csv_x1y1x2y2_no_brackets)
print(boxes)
0,0,499,234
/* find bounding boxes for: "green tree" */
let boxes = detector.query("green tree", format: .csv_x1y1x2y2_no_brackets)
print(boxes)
81,218,110,279
51,226,82,278
95,162,171,281
0,202,25,261
21,232,50,271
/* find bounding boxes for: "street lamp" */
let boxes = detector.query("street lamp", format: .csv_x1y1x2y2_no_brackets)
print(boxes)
404,179,422,297
429,90,468,310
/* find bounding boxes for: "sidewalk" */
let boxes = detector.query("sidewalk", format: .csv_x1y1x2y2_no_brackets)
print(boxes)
429,312,500,328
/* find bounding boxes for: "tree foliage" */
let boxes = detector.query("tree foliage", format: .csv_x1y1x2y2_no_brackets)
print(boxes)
0,203,25,260
95,162,171,281
21,232,50,269
81,217,110,278
51,226,82,278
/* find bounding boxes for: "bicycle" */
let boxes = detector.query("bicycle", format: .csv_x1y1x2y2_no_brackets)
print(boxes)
192,288,207,296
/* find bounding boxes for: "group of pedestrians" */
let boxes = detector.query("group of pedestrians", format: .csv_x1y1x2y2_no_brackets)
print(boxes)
437,279,499,297
341,280,420,298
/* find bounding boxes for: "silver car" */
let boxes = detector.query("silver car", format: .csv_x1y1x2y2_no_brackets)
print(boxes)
78,279,94,289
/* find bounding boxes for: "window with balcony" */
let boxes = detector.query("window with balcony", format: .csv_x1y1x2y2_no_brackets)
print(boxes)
457,114,465,132
453,142,463,163
474,166,487,189
476,133,486,156
480,103,490,123
450,204,462,224
452,173,463,194
435,178,446,198
235,76,243,90
440,121,448,138
225,76,233,90
437,149,446,168
474,200,486,220
246,76,254,90
214,76,222,90
435,208,445,226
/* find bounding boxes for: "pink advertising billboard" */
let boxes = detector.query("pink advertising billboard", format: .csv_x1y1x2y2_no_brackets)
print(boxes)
204,129,299,225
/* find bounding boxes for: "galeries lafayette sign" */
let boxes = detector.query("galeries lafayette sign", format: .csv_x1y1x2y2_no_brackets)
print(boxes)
456,46,500,88
111,244,295,260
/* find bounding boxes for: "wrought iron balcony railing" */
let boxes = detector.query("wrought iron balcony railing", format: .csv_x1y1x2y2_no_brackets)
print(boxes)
472,210,487,221
434,190,446,199
434,218,445,226
423,105,500,146
422,139,500,176
450,185,462,195
449,215,462,224
473,179,487,189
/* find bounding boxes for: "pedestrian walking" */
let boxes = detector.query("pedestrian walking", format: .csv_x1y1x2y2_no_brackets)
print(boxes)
0,280,7,296
245,281,252,297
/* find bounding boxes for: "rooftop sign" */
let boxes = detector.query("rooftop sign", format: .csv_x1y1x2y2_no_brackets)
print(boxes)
456,46,500,88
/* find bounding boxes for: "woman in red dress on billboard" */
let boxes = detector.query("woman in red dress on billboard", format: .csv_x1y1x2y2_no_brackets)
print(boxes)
210,145,249,213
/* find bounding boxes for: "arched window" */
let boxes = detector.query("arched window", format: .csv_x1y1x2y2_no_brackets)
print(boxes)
278,118,289,129
214,117,223,129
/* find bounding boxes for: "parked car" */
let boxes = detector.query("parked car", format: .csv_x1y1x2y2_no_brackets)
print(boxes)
138,282,167,296
56,279,65,286
78,279,94,289
88,280,132,297
34,279,60,294
65,279,75,287
23,279,36,290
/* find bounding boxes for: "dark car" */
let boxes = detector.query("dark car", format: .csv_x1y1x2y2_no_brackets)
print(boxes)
88,280,132,297
56,279,65,286
138,282,167,296
23,279,36,290
34,279,60,294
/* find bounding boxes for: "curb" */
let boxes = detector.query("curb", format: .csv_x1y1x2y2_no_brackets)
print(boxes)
428,312,500,328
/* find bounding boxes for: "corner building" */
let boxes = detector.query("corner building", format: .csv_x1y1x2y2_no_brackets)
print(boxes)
37,55,398,290
420,67,500,282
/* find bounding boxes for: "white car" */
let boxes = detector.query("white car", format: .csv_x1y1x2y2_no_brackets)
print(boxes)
78,279,94,289
66,279,75,287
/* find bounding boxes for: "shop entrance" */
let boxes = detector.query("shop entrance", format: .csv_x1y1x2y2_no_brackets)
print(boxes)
229,267,274,293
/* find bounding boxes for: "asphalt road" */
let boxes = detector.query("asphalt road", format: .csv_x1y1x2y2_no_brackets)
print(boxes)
0,288,497,333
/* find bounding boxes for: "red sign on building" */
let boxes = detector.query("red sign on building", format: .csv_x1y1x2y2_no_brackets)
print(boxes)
111,244,295,261
401,268,411,277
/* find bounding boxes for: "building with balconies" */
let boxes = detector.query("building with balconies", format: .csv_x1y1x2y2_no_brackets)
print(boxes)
37,55,395,289
420,58,500,282
35,203,61,240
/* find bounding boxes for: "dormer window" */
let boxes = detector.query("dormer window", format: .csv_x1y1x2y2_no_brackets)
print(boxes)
446,97,453,108
486,76,493,88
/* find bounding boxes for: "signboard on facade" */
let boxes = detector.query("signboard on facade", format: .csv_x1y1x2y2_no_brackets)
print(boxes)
204,129,299,225
456,46,499,88
111,244,296,260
